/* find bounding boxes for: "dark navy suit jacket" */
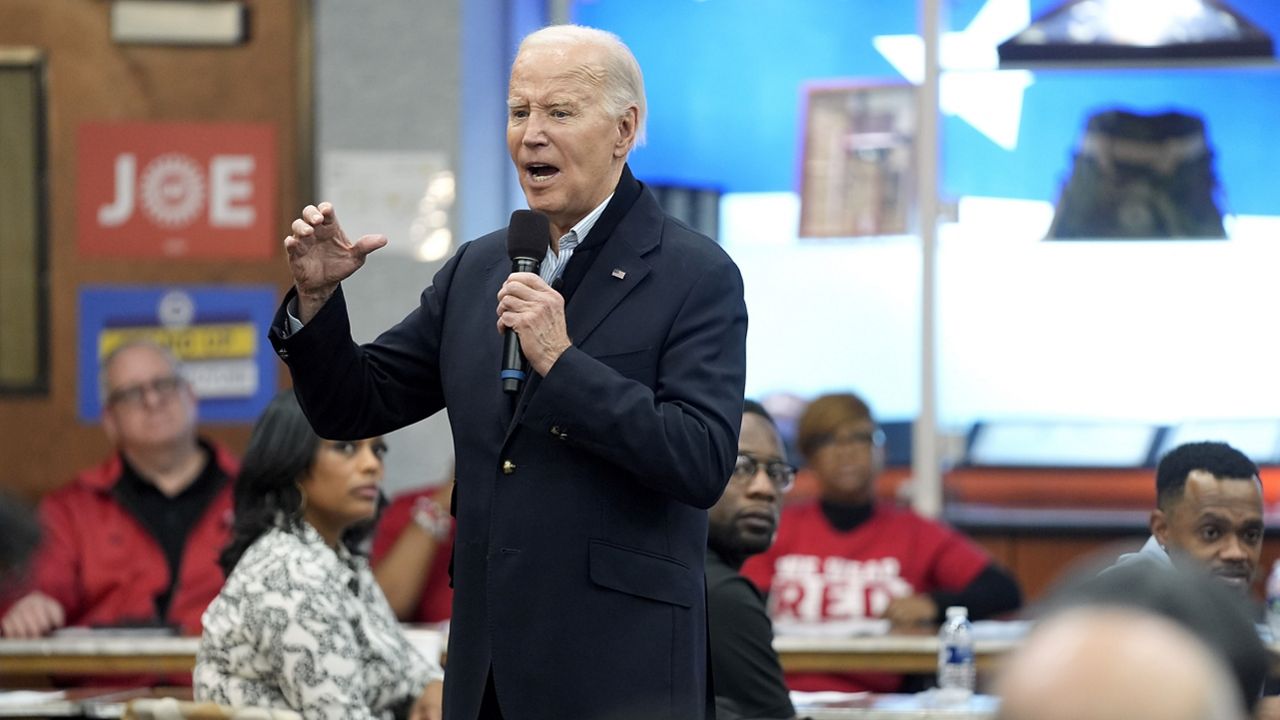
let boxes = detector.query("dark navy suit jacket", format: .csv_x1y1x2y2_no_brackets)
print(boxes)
269,168,748,720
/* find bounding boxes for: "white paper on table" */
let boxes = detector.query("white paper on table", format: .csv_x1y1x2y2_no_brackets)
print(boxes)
971,619,1032,641
0,690,67,706
773,617,891,637
790,690,869,708
403,627,445,664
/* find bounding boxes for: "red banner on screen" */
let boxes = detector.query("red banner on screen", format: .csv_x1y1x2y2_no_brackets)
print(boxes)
77,122,277,259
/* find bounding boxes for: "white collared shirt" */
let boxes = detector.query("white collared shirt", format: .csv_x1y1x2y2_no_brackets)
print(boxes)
538,193,613,286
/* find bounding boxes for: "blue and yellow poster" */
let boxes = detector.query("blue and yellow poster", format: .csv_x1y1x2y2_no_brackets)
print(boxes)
78,285,278,423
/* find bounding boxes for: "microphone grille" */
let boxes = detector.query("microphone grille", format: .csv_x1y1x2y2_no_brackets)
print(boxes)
507,210,550,261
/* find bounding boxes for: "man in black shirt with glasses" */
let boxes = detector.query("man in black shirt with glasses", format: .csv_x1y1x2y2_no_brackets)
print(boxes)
707,400,798,720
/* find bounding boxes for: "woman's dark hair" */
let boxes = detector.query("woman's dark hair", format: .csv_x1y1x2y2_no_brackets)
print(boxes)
219,390,382,575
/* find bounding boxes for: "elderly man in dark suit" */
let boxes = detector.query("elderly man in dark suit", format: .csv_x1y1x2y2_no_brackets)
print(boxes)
268,24,747,720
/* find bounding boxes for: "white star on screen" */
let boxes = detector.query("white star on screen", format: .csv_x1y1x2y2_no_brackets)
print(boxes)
873,0,1034,150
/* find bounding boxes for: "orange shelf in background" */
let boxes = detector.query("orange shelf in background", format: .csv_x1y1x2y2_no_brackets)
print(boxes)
784,465,1280,510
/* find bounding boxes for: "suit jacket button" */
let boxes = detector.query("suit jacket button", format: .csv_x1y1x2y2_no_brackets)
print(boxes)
550,425,567,439
502,460,516,475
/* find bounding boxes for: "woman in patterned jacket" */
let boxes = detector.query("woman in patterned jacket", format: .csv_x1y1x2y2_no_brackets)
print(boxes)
195,391,444,719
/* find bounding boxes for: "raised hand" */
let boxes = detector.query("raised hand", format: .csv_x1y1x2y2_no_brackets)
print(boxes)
284,202,388,322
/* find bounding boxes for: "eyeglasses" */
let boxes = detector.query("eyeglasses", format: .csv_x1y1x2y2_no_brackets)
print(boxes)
812,428,886,451
732,454,796,493
106,375,185,408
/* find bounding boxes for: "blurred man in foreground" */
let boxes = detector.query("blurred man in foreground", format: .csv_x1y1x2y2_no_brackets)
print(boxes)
1048,558,1268,717
997,606,1246,720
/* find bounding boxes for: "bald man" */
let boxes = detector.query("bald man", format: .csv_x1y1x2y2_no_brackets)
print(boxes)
996,607,1245,720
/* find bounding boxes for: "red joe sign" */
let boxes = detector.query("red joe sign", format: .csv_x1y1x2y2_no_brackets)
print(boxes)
77,122,277,259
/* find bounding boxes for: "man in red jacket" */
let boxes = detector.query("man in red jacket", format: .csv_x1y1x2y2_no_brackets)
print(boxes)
0,340,237,639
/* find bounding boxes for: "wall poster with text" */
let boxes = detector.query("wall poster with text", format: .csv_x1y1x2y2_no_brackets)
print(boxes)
78,285,278,423
77,122,277,259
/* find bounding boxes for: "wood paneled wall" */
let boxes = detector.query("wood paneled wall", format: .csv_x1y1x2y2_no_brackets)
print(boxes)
0,0,309,500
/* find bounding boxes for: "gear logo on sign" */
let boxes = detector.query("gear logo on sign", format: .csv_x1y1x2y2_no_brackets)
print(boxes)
158,291,196,329
140,154,206,228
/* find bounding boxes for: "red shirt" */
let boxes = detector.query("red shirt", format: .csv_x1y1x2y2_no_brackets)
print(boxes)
741,501,991,693
370,488,455,624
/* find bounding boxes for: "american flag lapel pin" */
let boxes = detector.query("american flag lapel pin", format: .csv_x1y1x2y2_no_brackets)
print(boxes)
611,268,627,280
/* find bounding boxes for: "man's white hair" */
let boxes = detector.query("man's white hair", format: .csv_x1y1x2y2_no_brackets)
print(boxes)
518,24,647,147
98,338,183,405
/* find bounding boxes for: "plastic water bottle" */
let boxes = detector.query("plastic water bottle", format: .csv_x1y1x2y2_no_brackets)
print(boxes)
1266,560,1280,640
937,605,975,704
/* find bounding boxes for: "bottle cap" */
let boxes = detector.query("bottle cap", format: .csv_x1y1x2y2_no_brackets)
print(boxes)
946,606,968,619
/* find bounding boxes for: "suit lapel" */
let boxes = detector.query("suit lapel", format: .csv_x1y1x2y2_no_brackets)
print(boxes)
501,189,663,443
562,233,651,349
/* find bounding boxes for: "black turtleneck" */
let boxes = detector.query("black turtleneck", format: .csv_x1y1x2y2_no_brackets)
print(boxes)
819,498,875,532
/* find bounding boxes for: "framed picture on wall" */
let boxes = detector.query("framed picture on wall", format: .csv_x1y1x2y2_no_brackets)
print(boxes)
799,81,917,238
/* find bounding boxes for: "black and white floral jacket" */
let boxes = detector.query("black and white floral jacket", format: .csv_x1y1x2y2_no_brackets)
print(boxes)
195,521,443,719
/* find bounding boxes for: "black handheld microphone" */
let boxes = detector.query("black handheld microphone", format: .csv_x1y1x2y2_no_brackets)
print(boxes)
502,210,551,394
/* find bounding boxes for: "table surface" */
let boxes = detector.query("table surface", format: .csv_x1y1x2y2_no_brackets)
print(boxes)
0,687,191,718
0,628,444,677
0,687,995,720
0,622,1273,677
774,622,1028,673
797,692,999,720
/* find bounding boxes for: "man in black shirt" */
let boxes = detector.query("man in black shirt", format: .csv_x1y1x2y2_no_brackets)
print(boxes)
707,400,797,720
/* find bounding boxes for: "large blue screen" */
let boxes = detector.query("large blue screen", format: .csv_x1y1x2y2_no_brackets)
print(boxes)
573,0,1280,216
